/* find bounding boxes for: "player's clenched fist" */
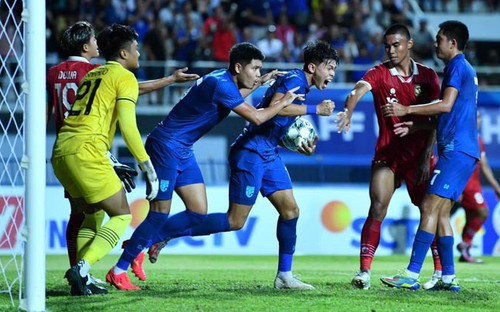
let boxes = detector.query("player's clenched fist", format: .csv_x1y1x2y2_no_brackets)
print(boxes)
316,100,334,116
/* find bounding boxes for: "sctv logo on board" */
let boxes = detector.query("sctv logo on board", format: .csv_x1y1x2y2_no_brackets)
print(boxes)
321,201,420,252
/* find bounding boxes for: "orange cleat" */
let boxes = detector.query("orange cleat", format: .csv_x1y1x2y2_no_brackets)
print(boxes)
106,267,140,291
131,251,146,281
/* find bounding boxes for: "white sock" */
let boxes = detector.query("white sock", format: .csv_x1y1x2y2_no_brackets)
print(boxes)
278,271,292,279
78,259,91,277
433,270,442,278
405,269,419,279
441,274,455,284
113,266,126,275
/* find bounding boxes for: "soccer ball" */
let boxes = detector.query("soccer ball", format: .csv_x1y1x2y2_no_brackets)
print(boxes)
281,117,316,151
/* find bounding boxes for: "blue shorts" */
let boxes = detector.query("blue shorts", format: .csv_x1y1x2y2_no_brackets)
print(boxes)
427,151,478,201
228,148,292,206
145,137,204,200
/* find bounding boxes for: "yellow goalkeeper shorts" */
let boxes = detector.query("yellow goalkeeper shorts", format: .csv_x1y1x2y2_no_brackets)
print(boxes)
51,143,122,204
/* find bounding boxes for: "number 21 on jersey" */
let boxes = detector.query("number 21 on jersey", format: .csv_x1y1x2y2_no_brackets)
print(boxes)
68,78,102,116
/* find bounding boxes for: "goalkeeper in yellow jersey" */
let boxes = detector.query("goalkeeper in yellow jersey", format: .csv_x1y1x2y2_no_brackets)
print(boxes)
51,24,156,296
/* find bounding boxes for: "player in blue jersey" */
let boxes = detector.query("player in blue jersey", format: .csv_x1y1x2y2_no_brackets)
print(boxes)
106,42,303,290
380,21,479,291
147,40,338,290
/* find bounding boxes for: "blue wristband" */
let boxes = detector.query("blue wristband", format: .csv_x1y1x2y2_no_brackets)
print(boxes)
306,105,316,115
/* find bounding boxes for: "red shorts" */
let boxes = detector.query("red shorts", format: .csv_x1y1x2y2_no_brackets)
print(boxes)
372,155,436,206
460,181,487,212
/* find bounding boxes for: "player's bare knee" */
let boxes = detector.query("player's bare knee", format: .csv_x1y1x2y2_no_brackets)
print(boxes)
229,218,246,230
419,199,437,216
227,211,247,230
368,202,387,220
149,199,171,213
280,206,299,219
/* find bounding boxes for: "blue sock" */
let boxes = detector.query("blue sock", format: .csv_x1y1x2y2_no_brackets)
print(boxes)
170,213,231,238
116,211,169,271
437,236,455,276
277,217,298,272
155,210,207,241
407,229,434,275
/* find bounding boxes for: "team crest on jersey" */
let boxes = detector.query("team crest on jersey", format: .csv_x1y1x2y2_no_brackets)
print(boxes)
245,186,255,198
160,180,170,192
414,85,422,97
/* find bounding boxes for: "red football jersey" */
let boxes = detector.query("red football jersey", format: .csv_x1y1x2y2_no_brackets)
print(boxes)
360,60,441,164
47,56,100,132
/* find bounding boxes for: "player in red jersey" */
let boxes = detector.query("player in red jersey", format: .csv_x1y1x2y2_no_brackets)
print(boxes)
336,24,440,290
47,21,199,295
455,134,500,262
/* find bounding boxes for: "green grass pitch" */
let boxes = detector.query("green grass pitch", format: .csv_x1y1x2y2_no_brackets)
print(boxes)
1,255,499,311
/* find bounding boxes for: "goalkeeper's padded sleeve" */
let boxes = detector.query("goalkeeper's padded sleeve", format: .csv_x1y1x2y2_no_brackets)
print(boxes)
116,100,149,163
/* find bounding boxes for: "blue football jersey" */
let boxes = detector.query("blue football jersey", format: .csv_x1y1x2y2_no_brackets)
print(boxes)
437,54,479,159
149,69,244,150
232,69,309,157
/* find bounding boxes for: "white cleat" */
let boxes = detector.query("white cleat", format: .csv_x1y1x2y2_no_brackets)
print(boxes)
351,271,370,290
89,274,106,285
274,275,315,290
423,270,442,290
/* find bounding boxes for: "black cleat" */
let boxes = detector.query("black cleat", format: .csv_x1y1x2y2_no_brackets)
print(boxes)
65,262,90,296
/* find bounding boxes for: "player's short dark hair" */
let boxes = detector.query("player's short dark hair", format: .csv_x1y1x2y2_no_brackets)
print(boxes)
59,21,95,58
228,42,264,74
438,20,469,51
97,24,139,61
303,40,339,67
383,24,411,40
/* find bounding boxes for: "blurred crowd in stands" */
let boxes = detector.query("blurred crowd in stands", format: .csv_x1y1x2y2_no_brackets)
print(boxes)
41,0,500,96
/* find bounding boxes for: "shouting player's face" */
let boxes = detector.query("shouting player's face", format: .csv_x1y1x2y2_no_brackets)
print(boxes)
384,33,412,67
237,59,263,89
311,59,337,90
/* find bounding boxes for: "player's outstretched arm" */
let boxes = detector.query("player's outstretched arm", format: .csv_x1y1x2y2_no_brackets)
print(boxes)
480,149,500,198
336,82,369,133
383,87,459,117
278,99,334,117
233,86,304,125
138,67,200,95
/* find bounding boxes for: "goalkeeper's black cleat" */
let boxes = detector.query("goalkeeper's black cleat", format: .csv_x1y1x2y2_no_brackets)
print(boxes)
65,264,91,296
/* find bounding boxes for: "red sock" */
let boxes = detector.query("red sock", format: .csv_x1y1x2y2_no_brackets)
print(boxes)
360,217,381,271
462,216,484,245
66,212,85,266
430,237,442,271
